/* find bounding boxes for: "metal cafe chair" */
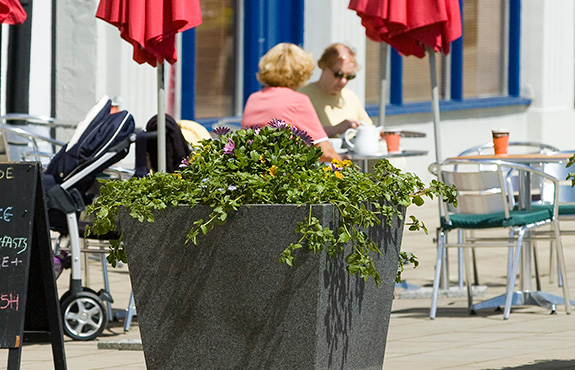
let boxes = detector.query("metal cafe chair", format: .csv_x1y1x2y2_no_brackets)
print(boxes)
449,142,561,287
533,152,575,285
429,158,571,319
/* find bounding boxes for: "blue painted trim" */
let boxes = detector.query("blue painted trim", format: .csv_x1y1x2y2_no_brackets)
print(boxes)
509,0,521,97
390,48,403,105
199,97,531,127
450,0,463,100
243,0,265,107
180,29,196,119
291,0,305,46
365,96,531,116
242,0,305,107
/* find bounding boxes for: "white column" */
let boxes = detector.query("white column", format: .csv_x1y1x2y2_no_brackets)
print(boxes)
522,1,575,149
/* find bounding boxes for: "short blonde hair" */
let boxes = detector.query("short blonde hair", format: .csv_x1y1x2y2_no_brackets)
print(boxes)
256,43,315,90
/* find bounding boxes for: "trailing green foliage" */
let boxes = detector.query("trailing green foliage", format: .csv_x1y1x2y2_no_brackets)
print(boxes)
86,120,456,285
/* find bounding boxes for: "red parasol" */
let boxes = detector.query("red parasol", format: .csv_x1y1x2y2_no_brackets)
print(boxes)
96,0,202,171
349,0,462,161
0,0,26,25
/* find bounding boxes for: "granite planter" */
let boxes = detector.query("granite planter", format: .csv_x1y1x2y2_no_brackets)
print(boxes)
119,204,404,370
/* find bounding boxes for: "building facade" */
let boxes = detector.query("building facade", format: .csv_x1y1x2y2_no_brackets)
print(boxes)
4,0,575,181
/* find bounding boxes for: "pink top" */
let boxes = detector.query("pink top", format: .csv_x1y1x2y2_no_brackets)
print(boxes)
241,87,328,143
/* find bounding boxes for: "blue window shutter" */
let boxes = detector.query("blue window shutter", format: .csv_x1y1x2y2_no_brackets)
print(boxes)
243,0,305,107
508,0,521,97
181,28,196,120
390,48,403,105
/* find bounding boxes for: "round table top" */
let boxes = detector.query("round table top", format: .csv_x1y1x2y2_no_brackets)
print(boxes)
347,150,428,160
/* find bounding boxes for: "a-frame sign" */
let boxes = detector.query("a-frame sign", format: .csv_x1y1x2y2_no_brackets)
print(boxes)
0,163,66,369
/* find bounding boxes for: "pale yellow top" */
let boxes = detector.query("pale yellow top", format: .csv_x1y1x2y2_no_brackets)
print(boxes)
298,82,373,129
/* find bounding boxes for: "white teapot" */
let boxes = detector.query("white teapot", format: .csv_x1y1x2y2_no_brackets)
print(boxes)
344,125,382,155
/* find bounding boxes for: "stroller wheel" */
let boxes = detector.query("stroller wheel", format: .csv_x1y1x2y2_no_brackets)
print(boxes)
61,291,108,341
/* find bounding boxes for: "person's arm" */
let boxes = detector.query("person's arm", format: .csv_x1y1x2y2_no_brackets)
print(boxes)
323,119,366,137
316,140,342,162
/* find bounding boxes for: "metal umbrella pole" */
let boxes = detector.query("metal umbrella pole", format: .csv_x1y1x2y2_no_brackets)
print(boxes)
157,61,166,172
378,43,390,127
427,46,442,163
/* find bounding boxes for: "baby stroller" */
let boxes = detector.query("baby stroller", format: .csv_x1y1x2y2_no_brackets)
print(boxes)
44,96,135,340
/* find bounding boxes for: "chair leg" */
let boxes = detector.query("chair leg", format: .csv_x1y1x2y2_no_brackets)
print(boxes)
441,232,449,290
124,291,137,331
462,247,474,310
549,239,556,285
101,254,114,322
532,243,541,291
430,229,445,319
552,222,572,314
504,229,524,320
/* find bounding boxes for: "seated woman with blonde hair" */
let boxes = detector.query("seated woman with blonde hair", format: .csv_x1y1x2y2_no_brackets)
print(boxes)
241,43,341,162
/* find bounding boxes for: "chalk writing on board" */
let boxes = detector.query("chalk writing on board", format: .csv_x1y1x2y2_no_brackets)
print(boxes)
0,236,28,254
0,166,14,180
1,256,23,268
0,206,13,222
0,292,19,310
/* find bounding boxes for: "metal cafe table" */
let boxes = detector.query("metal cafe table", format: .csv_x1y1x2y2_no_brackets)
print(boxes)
348,150,428,172
450,152,575,314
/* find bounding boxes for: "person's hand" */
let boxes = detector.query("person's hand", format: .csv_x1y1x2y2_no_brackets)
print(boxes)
337,119,363,134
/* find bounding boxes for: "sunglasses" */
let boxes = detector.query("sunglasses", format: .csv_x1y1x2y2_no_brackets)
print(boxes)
329,67,356,81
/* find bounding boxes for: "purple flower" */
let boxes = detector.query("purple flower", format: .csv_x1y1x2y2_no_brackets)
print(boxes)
247,139,253,146
330,162,342,172
253,127,261,134
223,138,235,155
290,126,313,146
268,118,289,129
179,156,191,168
213,126,231,136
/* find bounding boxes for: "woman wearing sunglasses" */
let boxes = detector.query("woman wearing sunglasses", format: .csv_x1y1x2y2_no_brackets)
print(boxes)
299,43,374,138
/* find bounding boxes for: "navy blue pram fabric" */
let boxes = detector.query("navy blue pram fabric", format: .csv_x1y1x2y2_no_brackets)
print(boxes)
45,100,135,195
44,98,135,234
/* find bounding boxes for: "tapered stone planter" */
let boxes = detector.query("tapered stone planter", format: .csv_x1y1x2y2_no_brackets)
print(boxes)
119,204,404,370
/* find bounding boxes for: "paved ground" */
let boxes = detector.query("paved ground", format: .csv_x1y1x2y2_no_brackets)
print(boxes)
2,199,575,369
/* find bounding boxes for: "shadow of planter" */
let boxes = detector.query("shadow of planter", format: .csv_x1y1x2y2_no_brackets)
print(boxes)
119,204,404,370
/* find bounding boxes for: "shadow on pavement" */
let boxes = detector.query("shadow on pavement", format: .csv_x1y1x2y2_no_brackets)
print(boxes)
488,360,575,369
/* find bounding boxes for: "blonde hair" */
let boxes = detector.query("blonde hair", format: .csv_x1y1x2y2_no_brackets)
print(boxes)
317,43,358,71
256,43,315,90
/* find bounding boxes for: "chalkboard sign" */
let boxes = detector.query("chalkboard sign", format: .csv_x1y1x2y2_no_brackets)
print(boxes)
0,163,66,370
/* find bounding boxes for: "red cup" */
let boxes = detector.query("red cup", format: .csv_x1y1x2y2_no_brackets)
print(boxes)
384,132,401,153
492,129,509,155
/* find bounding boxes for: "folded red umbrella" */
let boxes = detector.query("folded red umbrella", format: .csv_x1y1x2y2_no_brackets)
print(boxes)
0,0,27,25
349,0,461,58
96,0,202,66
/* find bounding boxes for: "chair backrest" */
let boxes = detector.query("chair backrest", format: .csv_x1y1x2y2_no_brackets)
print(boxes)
541,157,575,204
432,161,511,221
459,142,559,200
458,141,559,156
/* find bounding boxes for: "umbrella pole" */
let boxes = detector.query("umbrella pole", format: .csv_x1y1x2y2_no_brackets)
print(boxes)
157,61,167,172
378,44,390,127
427,46,442,163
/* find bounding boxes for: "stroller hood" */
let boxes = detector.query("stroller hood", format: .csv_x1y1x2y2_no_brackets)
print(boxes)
46,98,135,194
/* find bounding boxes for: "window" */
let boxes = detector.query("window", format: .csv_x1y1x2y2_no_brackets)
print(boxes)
193,0,236,119
365,0,519,109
